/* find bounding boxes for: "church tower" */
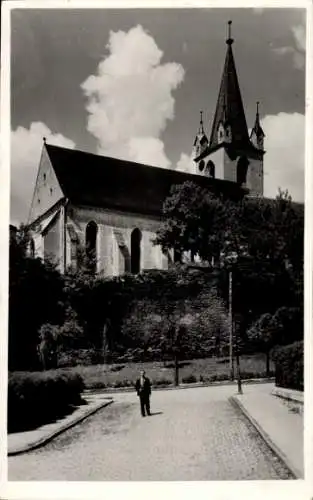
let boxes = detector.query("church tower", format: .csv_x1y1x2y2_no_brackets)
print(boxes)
193,21,265,196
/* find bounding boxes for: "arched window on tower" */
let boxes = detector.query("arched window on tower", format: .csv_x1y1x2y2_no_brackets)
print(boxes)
198,160,205,172
131,228,142,274
207,160,215,178
218,123,224,143
237,156,249,186
29,238,35,258
85,221,98,273
225,125,232,143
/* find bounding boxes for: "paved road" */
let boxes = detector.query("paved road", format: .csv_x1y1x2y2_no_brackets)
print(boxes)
8,385,293,481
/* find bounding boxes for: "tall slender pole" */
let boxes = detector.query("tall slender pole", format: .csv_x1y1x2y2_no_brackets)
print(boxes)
229,270,234,380
236,350,243,394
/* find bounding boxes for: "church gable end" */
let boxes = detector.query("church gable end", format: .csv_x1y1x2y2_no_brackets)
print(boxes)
28,140,65,224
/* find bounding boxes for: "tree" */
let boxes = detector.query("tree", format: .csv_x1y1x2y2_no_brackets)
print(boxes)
155,183,303,270
247,306,302,376
121,268,229,384
154,181,236,263
38,324,58,370
9,225,65,371
154,183,303,340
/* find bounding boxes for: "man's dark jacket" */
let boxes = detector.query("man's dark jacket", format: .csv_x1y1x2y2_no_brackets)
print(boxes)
135,377,151,397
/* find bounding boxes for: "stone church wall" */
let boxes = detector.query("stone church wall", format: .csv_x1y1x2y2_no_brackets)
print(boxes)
43,213,61,266
247,157,263,196
66,204,168,276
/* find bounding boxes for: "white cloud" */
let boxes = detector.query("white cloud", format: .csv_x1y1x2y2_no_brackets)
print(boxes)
11,122,76,224
273,23,305,70
176,152,196,174
81,25,184,167
262,112,304,202
128,137,170,168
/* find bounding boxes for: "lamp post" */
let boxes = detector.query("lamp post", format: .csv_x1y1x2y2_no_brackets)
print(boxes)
234,314,243,395
228,269,235,380
221,246,243,393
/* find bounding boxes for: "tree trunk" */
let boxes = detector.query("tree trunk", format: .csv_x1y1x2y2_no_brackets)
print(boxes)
266,351,270,377
102,321,112,364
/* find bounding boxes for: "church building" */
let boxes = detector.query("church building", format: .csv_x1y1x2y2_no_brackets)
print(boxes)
27,22,265,276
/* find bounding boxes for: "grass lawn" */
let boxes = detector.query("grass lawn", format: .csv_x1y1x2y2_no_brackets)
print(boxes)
63,353,274,390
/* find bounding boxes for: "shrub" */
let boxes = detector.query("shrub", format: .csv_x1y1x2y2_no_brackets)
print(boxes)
182,374,197,384
110,364,125,372
152,378,172,387
112,379,133,388
216,358,229,364
57,348,103,367
273,341,303,391
8,370,85,433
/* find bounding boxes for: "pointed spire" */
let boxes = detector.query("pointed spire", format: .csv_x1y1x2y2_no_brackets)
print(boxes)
251,101,265,139
199,110,204,134
226,20,234,45
209,22,250,150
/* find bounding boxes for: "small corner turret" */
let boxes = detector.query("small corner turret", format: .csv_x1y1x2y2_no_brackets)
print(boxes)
250,101,265,151
192,111,209,165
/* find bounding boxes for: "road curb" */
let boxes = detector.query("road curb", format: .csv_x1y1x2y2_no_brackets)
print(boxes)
271,386,303,404
229,395,300,479
8,398,113,456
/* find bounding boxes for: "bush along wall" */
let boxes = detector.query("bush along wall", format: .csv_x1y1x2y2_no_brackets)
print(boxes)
8,370,85,433
273,341,303,391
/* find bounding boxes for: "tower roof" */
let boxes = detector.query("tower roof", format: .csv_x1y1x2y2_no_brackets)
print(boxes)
251,101,265,139
193,110,208,147
209,21,250,150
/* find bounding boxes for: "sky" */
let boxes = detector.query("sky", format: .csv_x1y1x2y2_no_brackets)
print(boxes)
10,7,306,224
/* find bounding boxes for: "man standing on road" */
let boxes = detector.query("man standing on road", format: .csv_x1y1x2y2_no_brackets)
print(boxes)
135,370,151,417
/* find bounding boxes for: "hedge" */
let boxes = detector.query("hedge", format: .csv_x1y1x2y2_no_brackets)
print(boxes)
8,370,85,433
273,341,303,391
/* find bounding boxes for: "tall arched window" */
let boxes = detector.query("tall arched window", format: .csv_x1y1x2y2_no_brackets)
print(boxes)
131,228,142,274
86,221,98,273
237,156,249,186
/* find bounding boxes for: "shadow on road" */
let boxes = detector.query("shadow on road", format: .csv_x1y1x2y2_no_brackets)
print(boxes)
149,411,163,416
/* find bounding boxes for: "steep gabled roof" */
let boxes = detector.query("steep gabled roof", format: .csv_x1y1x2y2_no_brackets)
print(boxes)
209,28,251,151
45,143,245,217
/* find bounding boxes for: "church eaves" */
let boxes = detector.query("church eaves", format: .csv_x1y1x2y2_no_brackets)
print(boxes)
209,21,251,151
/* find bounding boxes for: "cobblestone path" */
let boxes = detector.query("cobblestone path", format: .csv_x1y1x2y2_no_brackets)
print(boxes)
8,385,293,481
